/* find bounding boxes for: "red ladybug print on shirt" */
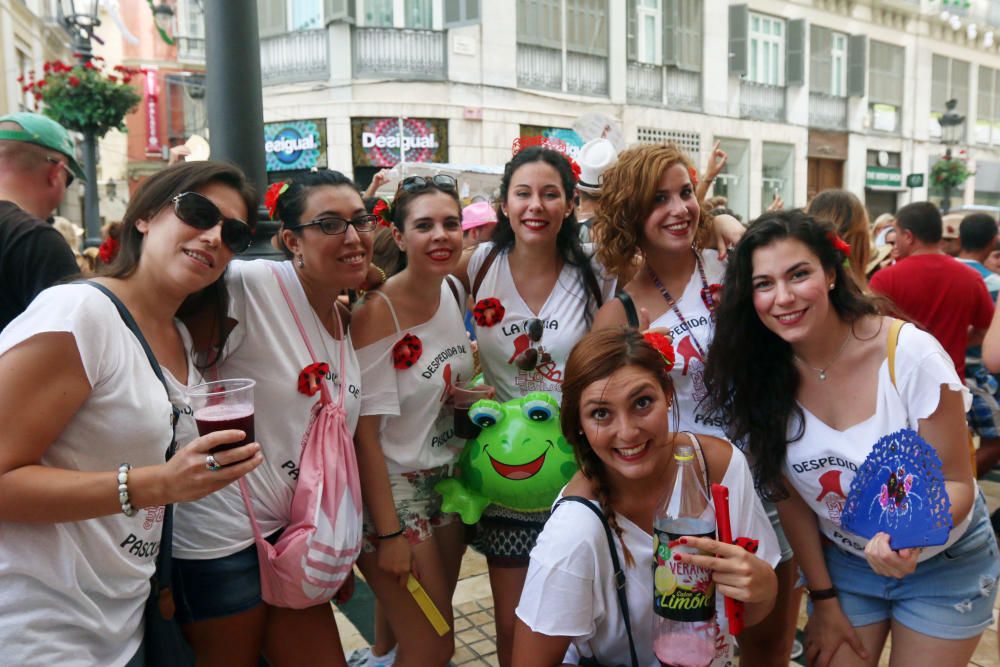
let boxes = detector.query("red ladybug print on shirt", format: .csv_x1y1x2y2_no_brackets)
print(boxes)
297,362,330,397
473,298,505,327
392,334,423,369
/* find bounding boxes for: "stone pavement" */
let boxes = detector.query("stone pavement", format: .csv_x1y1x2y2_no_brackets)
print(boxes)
335,472,1000,666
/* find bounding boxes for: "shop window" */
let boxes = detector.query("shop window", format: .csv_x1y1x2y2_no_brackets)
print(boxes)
714,138,750,222
762,143,794,213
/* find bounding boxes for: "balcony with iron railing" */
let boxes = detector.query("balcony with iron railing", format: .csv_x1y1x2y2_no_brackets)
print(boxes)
517,45,608,96
260,29,329,85
740,80,786,122
352,27,447,80
626,62,701,111
808,92,848,130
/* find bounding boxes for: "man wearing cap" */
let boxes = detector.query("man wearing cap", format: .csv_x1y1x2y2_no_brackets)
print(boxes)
0,112,83,330
942,211,963,256
575,138,618,243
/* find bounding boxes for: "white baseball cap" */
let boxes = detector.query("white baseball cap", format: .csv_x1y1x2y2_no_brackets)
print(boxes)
576,138,618,195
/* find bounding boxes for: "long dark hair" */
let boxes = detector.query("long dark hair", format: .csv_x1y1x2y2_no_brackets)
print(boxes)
702,210,880,500
494,147,604,323
561,327,678,567
273,169,358,258
103,161,257,369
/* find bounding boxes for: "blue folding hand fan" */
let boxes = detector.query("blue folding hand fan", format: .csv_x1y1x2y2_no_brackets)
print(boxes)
841,428,953,550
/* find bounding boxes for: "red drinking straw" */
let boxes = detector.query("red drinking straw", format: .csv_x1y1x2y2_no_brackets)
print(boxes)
711,483,745,636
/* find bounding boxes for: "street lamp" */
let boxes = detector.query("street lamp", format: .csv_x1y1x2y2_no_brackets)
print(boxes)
152,2,175,33
56,0,102,248
938,98,967,214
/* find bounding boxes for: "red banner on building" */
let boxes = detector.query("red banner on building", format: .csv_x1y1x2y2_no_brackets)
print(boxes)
144,67,160,157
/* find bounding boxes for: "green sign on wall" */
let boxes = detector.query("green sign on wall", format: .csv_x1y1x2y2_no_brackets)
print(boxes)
906,173,925,188
866,166,902,188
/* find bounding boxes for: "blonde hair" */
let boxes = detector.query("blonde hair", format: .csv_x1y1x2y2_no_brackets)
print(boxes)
592,143,713,277
807,190,871,287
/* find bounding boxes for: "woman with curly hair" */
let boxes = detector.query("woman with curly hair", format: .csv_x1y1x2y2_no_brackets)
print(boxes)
806,189,872,287
591,142,801,666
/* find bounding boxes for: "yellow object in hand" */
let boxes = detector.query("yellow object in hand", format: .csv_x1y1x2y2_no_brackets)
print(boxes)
407,574,450,637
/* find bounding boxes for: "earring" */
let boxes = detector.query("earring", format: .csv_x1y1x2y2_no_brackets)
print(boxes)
297,255,304,268
829,283,835,290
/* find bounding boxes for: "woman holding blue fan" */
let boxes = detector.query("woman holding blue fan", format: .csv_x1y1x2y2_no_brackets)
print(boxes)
704,209,999,667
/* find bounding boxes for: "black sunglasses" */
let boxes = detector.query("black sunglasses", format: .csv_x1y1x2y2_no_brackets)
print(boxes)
401,174,458,193
46,157,74,187
172,192,254,254
288,214,379,236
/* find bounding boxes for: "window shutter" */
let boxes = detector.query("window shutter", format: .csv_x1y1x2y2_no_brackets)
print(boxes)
663,0,678,66
979,66,994,120
809,25,831,94
443,0,480,26
627,0,637,61
952,59,970,115
729,3,748,77
258,0,286,36
846,34,867,98
785,18,806,86
324,0,356,24
672,0,701,72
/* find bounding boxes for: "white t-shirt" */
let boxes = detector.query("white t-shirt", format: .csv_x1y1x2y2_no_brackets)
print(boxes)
357,279,475,473
173,260,362,559
0,284,175,667
784,323,975,561
648,250,726,439
516,446,779,667
467,242,616,404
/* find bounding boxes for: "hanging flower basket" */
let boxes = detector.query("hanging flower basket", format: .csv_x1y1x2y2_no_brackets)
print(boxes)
930,153,972,190
20,57,142,137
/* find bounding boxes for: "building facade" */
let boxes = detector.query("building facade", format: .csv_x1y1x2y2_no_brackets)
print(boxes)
248,0,1000,221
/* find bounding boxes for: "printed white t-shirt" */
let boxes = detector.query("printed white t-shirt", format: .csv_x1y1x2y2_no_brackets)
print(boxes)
358,278,475,473
784,323,975,561
648,250,726,439
173,260,362,559
516,446,779,666
467,242,616,404
0,284,175,667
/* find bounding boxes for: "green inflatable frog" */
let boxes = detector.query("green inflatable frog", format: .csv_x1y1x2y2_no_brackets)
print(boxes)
435,392,577,524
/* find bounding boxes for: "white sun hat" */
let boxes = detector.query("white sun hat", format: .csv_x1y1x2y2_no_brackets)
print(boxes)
576,138,618,195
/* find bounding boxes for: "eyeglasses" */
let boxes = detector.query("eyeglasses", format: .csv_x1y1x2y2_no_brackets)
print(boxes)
172,191,254,254
288,214,379,236
46,157,74,187
401,174,458,193
513,318,551,371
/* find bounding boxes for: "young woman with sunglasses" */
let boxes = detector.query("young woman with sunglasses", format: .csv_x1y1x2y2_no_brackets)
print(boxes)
704,210,996,667
448,146,617,667
351,174,474,666
0,161,262,667
513,328,779,666
590,143,801,665
172,170,376,667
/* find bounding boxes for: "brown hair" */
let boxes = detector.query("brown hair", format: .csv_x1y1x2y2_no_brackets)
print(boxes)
561,327,678,567
593,143,714,277
806,189,871,287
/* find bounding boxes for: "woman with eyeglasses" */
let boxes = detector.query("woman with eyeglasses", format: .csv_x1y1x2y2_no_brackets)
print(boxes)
172,170,376,667
0,161,262,667
350,174,474,666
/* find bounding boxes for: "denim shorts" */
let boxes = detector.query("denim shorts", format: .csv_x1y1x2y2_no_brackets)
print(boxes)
172,532,279,624
822,493,1000,640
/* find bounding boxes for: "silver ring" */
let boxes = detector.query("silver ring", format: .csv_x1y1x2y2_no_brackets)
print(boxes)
205,454,222,471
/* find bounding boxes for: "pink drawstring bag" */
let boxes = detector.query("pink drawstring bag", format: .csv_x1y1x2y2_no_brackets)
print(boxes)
236,265,363,609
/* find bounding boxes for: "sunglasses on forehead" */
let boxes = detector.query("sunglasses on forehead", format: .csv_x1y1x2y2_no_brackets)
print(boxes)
401,174,458,193
172,191,254,254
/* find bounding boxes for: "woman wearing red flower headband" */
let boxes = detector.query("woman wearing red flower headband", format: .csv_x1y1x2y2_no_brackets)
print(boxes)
590,142,799,665
513,327,779,666
807,189,872,288
351,174,476,666
172,170,375,667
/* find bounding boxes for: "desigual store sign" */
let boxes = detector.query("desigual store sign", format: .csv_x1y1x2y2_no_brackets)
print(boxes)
264,119,327,172
352,117,449,167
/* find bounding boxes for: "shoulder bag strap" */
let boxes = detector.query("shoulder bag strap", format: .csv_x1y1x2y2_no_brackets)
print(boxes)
616,292,640,329
888,318,905,390
471,245,501,302
580,262,605,311
685,432,712,491
444,275,463,313
554,496,639,667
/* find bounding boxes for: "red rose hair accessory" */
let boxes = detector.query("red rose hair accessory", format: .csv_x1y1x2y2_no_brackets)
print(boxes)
264,181,290,220
688,165,699,187
297,362,330,397
472,298,505,327
643,332,675,372
827,231,852,258
566,156,582,183
372,198,392,227
98,236,119,265
392,333,423,369
511,135,570,157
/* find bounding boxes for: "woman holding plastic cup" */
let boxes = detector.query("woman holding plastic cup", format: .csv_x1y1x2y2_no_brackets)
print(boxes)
352,174,478,666
0,161,262,666
172,169,374,667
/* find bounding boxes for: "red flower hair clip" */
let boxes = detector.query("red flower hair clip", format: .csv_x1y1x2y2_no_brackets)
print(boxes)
643,332,676,372
566,156,582,183
98,236,119,265
264,181,289,220
688,165,699,187
372,199,392,227
511,135,569,157
392,334,423,369
297,362,330,397
472,298,505,327
827,231,852,258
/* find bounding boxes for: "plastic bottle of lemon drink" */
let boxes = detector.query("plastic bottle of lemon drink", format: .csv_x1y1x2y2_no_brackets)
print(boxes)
652,442,717,667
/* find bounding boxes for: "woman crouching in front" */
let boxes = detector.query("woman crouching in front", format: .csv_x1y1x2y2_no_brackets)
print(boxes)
512,328,779,666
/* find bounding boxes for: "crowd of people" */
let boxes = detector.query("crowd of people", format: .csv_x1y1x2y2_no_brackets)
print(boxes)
1,109,999,667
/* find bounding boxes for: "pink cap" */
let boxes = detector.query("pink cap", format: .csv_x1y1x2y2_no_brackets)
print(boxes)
462,201,498,231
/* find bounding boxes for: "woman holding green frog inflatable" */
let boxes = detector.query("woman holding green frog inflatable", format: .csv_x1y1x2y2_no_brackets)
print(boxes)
513,327,779,666
352,173,475,666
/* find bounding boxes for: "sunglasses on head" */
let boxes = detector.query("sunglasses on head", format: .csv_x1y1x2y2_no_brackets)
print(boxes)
288,214,379,236
401,174,458,193
514,318,550,372
172,191,254,254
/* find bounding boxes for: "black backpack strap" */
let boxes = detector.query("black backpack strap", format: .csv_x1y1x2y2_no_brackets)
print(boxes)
471,245,501,301
445,275,463,313
554,496,639,667
616,292,640,329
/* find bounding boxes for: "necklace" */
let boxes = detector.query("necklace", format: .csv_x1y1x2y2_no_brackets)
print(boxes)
646,249,712,359
793,329,852,381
